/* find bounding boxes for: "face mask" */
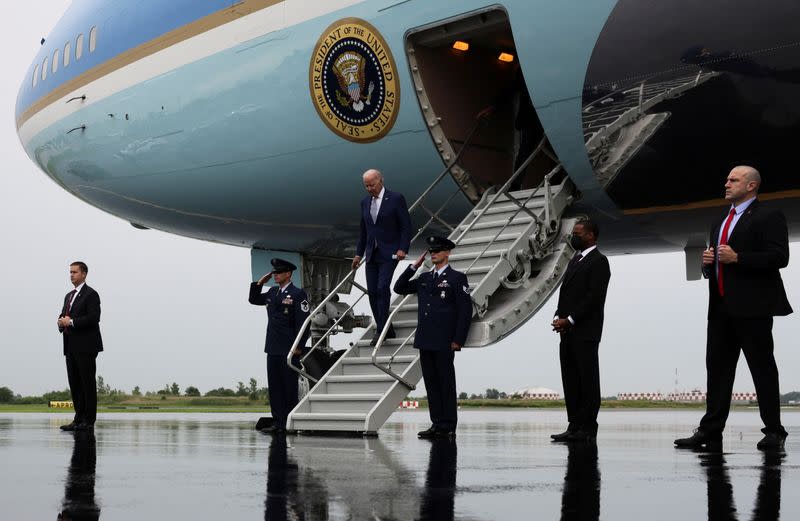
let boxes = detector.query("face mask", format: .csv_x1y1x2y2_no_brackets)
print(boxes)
569,235,585,251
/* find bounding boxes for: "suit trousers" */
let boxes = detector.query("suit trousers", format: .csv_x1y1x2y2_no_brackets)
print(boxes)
700,310,786,436
365,257,398,336
420,350,457,430
559,334,600,434
65,352,98,424
267,354,299,429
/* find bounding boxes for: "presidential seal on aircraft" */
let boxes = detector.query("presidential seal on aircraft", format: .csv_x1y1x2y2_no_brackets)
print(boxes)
309,17,400,143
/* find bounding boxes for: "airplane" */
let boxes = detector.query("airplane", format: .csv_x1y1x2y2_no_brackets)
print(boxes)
16,0,800,432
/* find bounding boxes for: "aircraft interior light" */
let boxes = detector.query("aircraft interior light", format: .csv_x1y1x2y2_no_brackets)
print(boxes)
498,52,514,63
452,40,469,52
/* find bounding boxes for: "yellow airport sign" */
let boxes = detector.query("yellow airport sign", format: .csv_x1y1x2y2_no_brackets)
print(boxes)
49,401,74,408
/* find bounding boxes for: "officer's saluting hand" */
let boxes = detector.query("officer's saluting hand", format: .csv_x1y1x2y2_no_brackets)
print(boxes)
394,236,473,439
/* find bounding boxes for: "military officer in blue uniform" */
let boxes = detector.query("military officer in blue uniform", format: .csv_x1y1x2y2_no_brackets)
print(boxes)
394,236,473,438
249,258,310,434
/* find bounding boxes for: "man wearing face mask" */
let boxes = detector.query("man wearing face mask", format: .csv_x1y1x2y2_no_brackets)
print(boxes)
551,219,611,442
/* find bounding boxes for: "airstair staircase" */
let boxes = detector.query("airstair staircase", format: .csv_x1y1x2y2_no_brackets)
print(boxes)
286,136,578,434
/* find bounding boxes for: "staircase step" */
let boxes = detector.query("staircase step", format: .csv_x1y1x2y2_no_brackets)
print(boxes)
305,393,384,412
456,233,519,246
456,216,534,232
492,189,545,202
324,373,401,393
355,337,413,347
464,265,493,276
342,355,417,365
292,412,366,420
307,393,383,401
325,374,396,383
480,200,546,216
448,249,506,262
290,412,368,431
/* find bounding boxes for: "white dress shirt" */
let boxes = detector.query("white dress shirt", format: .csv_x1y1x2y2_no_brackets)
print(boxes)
66,282,85,326
370,187,385,223
715,196,756,277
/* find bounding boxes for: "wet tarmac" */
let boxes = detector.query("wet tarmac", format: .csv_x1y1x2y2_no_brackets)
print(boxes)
1,409,798,520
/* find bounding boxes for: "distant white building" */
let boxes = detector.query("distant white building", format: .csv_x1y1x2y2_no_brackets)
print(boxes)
616,389,758,403
515,386,560,400
618,392,664,401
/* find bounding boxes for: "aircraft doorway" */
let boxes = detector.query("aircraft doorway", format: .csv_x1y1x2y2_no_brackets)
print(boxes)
406,9,557,203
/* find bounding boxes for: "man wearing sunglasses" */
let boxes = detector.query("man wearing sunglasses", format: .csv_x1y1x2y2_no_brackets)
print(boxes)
394,236,473,439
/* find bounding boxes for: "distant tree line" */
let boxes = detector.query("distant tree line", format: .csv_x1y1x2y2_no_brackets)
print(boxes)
0,376,269,404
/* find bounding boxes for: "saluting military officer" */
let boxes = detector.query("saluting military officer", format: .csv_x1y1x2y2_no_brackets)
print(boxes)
394,236,473,439
249,258,310,434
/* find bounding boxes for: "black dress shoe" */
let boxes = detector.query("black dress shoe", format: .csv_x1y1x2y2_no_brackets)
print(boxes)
565,430,596,443
550,430,572,441
59,423,77,431
385,326,396,339
369,336,379,347
418,426,437,438
674,429,722,449
757,432,786,450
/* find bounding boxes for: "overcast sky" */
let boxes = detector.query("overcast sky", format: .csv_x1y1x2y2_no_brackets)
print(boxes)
3,2,800,398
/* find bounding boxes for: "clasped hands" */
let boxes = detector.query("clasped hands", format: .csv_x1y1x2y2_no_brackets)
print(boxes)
57,316,71,328
703,245,738,265
551,318,571,333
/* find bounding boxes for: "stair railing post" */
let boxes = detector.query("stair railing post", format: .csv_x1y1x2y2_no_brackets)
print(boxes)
287,260,369,383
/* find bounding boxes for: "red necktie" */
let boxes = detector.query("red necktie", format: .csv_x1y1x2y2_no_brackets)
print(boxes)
717,208,737,296
65,289,77,314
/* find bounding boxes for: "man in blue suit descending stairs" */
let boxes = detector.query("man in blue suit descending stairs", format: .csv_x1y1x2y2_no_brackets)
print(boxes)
352,169,412,346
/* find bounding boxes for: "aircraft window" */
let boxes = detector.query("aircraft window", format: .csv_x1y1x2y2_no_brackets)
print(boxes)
52,48,60,74
64,41,71,67
76,34,84,60
32,65,39,87
89,26,97,53
42,56,48,81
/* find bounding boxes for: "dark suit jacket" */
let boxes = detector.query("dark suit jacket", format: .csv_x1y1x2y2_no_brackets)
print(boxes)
555,249,611,342
249,282,310,355
705,199,792,318
60,285,103,356
356,189,412,263
394,265,473,350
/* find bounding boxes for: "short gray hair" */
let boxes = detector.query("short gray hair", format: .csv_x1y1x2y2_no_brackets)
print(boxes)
362,169,383,181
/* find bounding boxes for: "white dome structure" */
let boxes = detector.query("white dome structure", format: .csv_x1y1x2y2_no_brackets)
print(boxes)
515,386,561,399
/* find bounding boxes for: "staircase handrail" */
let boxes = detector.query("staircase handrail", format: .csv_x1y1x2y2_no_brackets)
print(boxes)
290,120,484,383
286,260,370,383
372,136,561,386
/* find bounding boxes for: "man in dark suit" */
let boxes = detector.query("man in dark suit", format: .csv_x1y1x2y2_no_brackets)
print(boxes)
352,169,412,346
675,166,792,450
57,262,103,432
249,258,310,434
551,220,611,443
394,236,473,438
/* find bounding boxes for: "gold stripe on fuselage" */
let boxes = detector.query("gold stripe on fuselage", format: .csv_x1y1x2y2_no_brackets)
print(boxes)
17,0,283,130
622,189,800,215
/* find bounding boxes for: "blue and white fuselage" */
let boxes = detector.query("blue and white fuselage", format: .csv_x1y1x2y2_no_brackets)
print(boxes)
17,0,800,258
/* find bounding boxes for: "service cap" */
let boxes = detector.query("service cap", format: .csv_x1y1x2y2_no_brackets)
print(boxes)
271,258,297,273
426,236,456,252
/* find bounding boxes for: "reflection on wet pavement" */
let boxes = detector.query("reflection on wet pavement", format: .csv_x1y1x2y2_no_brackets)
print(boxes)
0,409,798,520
